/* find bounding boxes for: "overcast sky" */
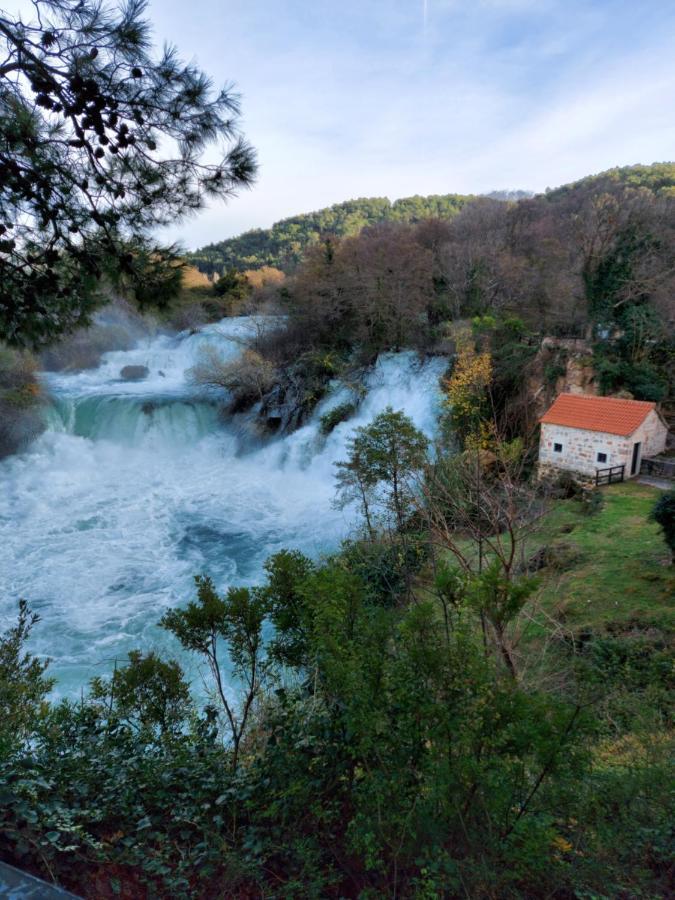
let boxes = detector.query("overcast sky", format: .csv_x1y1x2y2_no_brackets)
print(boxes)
11,0,675,248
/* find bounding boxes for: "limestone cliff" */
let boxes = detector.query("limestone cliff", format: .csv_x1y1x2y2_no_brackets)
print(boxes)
525,338,598,422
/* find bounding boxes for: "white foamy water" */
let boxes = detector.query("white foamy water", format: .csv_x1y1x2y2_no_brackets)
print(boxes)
0,317,445,693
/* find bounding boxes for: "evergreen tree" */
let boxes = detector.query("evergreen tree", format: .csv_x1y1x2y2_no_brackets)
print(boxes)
335,407,428,533
0,0,256,346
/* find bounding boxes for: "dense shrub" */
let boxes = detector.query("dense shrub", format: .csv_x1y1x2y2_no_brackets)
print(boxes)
0,524,673,899
319,401,357,435
0,347,45,458
650,488,675,564
339,535,428,605
580,485,605,516
188,346,278,408
547,469,585,499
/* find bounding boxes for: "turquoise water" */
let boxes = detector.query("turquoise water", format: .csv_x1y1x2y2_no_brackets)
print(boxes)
0,318,445,695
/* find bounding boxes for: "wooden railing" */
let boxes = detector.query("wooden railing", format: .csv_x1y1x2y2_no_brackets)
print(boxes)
640,457,675,480
595,464,625,486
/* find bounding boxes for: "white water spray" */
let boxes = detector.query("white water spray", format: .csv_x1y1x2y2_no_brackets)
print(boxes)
0,317,445,694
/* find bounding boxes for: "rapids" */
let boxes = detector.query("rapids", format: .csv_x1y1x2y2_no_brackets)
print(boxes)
0,317,445,694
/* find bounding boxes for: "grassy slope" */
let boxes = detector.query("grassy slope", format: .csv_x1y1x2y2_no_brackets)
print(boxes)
530,482,674,632
436,481,673,633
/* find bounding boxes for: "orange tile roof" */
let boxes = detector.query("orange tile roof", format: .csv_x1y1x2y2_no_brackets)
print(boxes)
540,393,655,436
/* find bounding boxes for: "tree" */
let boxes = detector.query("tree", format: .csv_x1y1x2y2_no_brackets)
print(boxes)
0,600,53,756
89,649,191,736
422,436,544,578
160,575,268,769
187,193,470,275
262,549,315,669
420,437,550,677
650,488,675,565
340,222,434,352
213,265,251,300
0,0,256,346
468,561,538,679
443,325,493,446
188,345,278,406
335,407,428,534
289,223,435,356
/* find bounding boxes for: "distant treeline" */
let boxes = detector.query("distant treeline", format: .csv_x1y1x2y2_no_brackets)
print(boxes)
188,194,475,275
188,164,675,278
201,162,674,433
545,162,675,201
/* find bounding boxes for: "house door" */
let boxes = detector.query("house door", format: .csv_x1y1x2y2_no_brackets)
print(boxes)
631,441,641,476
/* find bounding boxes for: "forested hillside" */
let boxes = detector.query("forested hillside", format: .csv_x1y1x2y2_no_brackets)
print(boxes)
545,161,675,200
199,161,673,434
188,193,473,274
188,164,675,278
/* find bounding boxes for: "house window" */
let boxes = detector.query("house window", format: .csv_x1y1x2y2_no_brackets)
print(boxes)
553,443,563,453
597,452,607,464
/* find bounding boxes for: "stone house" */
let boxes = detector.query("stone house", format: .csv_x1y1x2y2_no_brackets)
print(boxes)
538,393,668,480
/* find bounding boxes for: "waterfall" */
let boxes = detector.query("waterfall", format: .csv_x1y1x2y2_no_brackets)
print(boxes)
0,317,445,694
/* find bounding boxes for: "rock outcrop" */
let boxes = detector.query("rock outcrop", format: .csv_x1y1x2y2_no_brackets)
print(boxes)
120,365,150,381
526,338,597,421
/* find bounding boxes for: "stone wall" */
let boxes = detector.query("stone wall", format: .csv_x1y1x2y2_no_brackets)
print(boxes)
539,424,632,477
638,410,668,458
538,410,668,478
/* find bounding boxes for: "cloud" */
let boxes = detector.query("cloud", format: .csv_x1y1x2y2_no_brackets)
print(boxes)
7,0,674,249
138,1,675,246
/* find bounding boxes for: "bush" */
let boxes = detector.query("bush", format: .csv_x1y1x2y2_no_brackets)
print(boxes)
0,347,44,458
188,346,277,408
524,542,583,573
650,489,675,564
580,486,605,516
547,469,585,500
582,632,672,692
544,361,567,386
319,401,357,435
594,353,668,402
340,535,428,606
0,543,672,899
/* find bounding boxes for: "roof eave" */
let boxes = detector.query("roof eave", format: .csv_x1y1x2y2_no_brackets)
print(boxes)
539,419,638,437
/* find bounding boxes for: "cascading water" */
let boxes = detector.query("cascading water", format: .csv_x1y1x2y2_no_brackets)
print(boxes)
0,317,446,694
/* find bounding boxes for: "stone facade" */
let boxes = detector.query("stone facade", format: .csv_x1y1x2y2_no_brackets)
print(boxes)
539,409,668,479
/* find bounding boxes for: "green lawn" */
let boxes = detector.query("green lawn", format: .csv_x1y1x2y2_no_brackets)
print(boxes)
532,482,674,632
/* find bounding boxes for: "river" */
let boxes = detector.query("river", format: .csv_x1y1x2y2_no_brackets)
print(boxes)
0,317,445,694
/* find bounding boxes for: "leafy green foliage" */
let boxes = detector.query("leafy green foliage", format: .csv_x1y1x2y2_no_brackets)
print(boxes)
468,561,539,677
0,516,672,897
594,345,670,401
319,401,357,435
89,650,191,737
212,266,252,301
160,575,268,768
340,536,428,606
0,600,53,758
650,488,675,563
188,193,471,275
546,162,675,200
335,407,429,534
579,486,605,516
262,549,314,668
